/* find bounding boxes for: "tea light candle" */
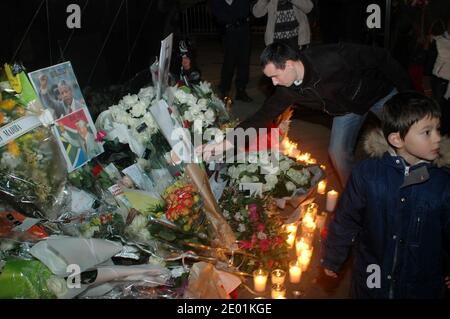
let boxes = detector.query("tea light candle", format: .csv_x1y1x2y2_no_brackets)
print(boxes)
302,219,316,235
317,180,327,195
253,269,268,292
295,237,310,257
303,212,315,226
326,190,339,212
298,248,313,272
306,203,318,219
271,284,286,299
289,260,302,283
271,269,286,285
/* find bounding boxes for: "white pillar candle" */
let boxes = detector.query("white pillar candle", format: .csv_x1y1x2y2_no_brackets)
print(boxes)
289,260,302,283
253,269,268,293
326,190,339,212
271,269,286,285
317,180,327,194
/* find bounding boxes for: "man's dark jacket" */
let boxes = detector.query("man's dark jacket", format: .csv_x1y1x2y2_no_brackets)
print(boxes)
239,43,411,130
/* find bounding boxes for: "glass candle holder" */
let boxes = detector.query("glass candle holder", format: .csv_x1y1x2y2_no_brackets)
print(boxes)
289,260,302,284
317,180,327,195
253,269,268,293
271,283,286,299
306,202,318,219
295,237,310,257
271,269,286,285
298,248,313,272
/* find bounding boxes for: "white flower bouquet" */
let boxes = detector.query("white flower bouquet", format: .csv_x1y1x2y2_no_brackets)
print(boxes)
96,86,160,156
224,151,324,207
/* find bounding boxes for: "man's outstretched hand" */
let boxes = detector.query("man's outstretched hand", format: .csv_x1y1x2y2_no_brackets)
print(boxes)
195,139,234,163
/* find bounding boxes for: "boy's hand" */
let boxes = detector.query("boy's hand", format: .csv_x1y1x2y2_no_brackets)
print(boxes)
324,268,338,278
445,276,450,289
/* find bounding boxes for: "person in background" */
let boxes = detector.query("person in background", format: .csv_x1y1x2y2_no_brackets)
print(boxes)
424,16,450,136
252,0,314,51
211,0,253,102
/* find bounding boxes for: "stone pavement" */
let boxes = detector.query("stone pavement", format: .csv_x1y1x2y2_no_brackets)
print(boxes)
193,34,359,298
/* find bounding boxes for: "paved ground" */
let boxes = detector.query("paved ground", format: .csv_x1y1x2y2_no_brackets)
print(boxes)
193,34,362,298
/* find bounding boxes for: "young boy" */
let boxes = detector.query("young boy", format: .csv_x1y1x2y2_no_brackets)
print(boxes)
321,92,450,298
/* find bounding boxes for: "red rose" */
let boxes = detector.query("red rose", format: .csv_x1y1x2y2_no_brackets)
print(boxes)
92,164,103,177
321,227,328,240
183,120,191,128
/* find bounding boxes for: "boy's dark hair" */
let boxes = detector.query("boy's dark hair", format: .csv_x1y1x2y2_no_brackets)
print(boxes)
260,42,301,69
382,91,441,140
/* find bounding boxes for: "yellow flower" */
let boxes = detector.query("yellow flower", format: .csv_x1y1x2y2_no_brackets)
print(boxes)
0,99,16,112
15,107,26,117
34,129,46,141
7,141,20,157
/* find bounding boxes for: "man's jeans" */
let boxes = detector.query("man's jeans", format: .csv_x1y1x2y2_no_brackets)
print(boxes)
328,89,398,186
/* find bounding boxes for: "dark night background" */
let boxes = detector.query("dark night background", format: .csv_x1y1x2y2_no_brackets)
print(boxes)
1,0,450,104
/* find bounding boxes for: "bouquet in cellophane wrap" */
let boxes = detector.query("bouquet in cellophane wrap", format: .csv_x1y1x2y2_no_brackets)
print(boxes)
0,64,67,220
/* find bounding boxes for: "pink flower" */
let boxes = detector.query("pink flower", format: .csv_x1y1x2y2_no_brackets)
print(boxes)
238,240,252,250
259,239,271,252
256,223,265,233
248,204,259,222
95,130,107,142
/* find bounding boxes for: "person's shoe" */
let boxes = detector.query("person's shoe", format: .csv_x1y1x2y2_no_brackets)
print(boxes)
235,90,253,103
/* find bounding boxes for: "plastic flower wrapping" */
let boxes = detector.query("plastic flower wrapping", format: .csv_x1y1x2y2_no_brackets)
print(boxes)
0,79,67,220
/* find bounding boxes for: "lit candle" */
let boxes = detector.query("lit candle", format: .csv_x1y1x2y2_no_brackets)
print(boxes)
317,180,327,195
298,248,313,272
289,260,302,283
253,269,268,293
301,223,316,238
271,269,286,285
302,212,315,226
271,283,286,299
306,202,318,219
326,190,339,212
291,149,301,158
285,223,298,236
295,237,310,257
286,233,296,248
